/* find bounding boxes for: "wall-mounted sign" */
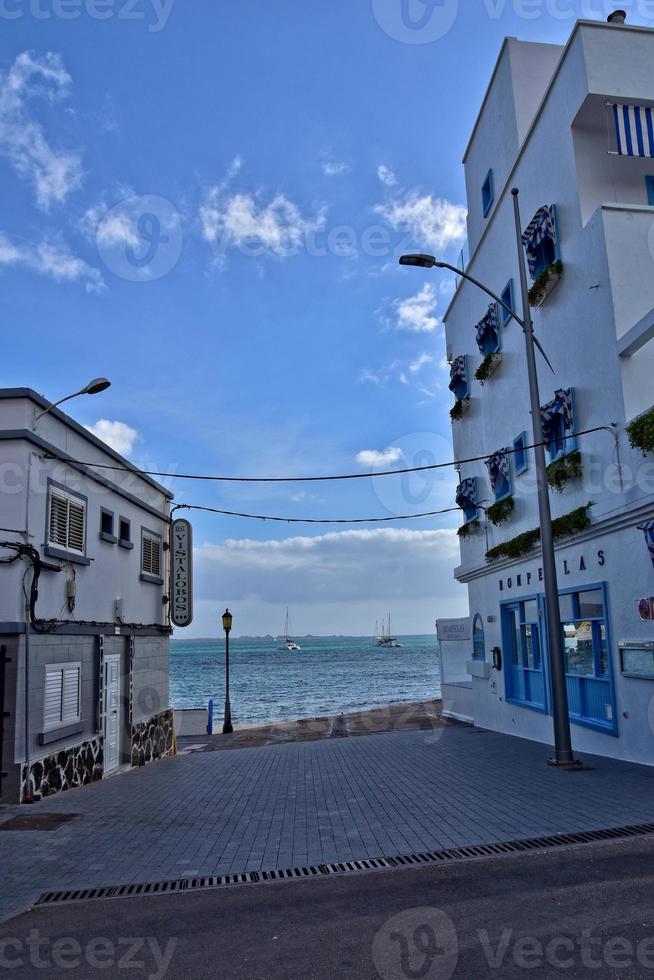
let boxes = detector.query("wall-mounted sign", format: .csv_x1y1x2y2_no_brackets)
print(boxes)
639,598,654,622
498,550,606,593
436,618,471,642
170,519,193,627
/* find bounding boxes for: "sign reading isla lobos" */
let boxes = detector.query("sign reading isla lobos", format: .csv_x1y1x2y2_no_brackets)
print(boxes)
171,519,193,627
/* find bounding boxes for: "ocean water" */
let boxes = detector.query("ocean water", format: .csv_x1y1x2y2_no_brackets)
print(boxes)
170,635,441,726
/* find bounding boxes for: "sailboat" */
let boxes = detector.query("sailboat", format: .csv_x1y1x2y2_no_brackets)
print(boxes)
278,608,301,652
375,613,402,649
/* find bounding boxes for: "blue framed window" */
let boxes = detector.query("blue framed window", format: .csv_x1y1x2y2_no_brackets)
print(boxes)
462,496,478,524
647,176,654,206
456,477,479,524
500,280,514,326
513,432,529,476
482,170,494,217
532,236,557,279
494,468,512,502
542,388,576,462
472,614,485,661
449,355,469,401
486,449,512,502
522,205,560,281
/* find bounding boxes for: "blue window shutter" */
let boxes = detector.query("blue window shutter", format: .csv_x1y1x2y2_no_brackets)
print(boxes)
482,170,494,217
647,176,654,206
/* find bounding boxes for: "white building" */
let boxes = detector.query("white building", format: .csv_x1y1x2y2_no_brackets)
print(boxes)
440,15,654,765
0,388,174,802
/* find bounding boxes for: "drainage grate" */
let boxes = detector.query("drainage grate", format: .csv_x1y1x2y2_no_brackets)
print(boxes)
35,820,654,907
0,813,77,832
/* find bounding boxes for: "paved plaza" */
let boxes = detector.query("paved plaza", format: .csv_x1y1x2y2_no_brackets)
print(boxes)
1,724,654,922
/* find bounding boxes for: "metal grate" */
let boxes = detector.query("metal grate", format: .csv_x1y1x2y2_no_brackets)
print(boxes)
0,813,77,832
35,820,654,907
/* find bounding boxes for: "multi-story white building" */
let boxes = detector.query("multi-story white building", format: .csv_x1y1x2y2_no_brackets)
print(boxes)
439,15,654,765
0,388,174,802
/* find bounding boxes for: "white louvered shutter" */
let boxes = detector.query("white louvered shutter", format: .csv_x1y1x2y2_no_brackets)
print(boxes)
44,667,64,729
151,537,161,576
67,500,85,553
62,666,81,723
48,492,69,548
142,532,161,576
48,489,86,554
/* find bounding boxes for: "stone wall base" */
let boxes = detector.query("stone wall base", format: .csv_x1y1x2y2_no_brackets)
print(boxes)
131,707,175,767
22,737,103,801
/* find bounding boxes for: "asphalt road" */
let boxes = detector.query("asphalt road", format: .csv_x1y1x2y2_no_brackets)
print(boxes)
2,835,654,979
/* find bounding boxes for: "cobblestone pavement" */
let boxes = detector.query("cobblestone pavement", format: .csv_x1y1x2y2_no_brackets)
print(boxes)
1,724,653,923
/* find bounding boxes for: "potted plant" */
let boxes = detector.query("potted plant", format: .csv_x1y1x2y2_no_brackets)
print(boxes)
450,398,467,422
457,519,480,539
546,450,582,492
626,407,654,456
475,351,502,385
528,259,563,307
486,496,515,526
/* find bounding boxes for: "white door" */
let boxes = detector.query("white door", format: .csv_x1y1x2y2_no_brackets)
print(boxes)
103,655,121,774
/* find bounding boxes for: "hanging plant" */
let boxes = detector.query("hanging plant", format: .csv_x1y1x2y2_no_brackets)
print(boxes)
626,407,654,456
485,502,593,563
527,259,563,307
457,520,480,539
546,450,582,492
475,352,502,385
486,496,515,526
450,398,465,422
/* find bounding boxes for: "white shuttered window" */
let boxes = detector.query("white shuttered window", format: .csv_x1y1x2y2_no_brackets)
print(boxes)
48,488,86,554
44,663,81,730
141,530,161,577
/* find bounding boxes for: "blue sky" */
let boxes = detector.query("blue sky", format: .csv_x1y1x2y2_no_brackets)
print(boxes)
1,1,649,637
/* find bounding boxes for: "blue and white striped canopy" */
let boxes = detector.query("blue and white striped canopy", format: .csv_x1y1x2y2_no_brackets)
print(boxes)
486,449,511,493
521,205,557,279
449,355,467,394
639,521,654,570
611,103,654,158
456,478,477,511
475,303,500,355
541,388,573,435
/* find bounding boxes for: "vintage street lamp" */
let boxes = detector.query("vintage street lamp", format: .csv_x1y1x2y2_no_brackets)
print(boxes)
222,608,234,734
34,377,112,425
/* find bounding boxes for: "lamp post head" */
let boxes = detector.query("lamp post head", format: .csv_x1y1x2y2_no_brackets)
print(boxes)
222,608,233,633
607,9,627,23
399,253,437,269
83,377,112,395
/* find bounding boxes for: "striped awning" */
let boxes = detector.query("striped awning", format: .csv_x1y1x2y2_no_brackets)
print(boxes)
486,449,511,494
639,521,654,570
449,355,467,394
475,303,500,355
521,205,557,279
541,388,573,437
456,478,477,511
611,103,654,158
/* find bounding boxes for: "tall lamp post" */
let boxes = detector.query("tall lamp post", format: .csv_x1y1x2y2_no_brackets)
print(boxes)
34,377,112,425
400,187,579,769
222,608,234,734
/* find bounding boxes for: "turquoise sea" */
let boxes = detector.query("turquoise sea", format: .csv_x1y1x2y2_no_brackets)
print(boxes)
170,634,441,726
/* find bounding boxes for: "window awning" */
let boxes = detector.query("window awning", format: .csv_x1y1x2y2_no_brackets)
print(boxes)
449,355,467,394
521,205,557,279
639,521,654,570
475,303,499,355
610,103,654,158
456,478,477,511
485,449,511,494
540,388,573,438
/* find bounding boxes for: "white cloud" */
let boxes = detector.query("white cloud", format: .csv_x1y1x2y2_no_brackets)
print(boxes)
394,282,440,333
322,160,349,177
194,527,461,606
375,192,466,253
409,352,433,374
199,161,327,260
0,230,104,292
356,447,405,468
377,164,397,187
85,419,139,456
0,51,83,210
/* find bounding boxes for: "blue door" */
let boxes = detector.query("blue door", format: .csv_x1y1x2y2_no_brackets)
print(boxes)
503,598,548,713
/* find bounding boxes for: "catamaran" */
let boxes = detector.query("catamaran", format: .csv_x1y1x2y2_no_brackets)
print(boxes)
278,608,301,651
375,614,402,648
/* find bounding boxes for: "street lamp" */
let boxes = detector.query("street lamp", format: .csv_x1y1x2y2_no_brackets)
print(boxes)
222,608,234,734
400,187,579,769
34,377,112,425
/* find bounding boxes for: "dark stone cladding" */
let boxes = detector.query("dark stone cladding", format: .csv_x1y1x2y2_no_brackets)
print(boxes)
22,737,103,801
131,708,175,768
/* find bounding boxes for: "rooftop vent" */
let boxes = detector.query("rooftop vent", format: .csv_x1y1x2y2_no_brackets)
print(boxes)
607,9,627,23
